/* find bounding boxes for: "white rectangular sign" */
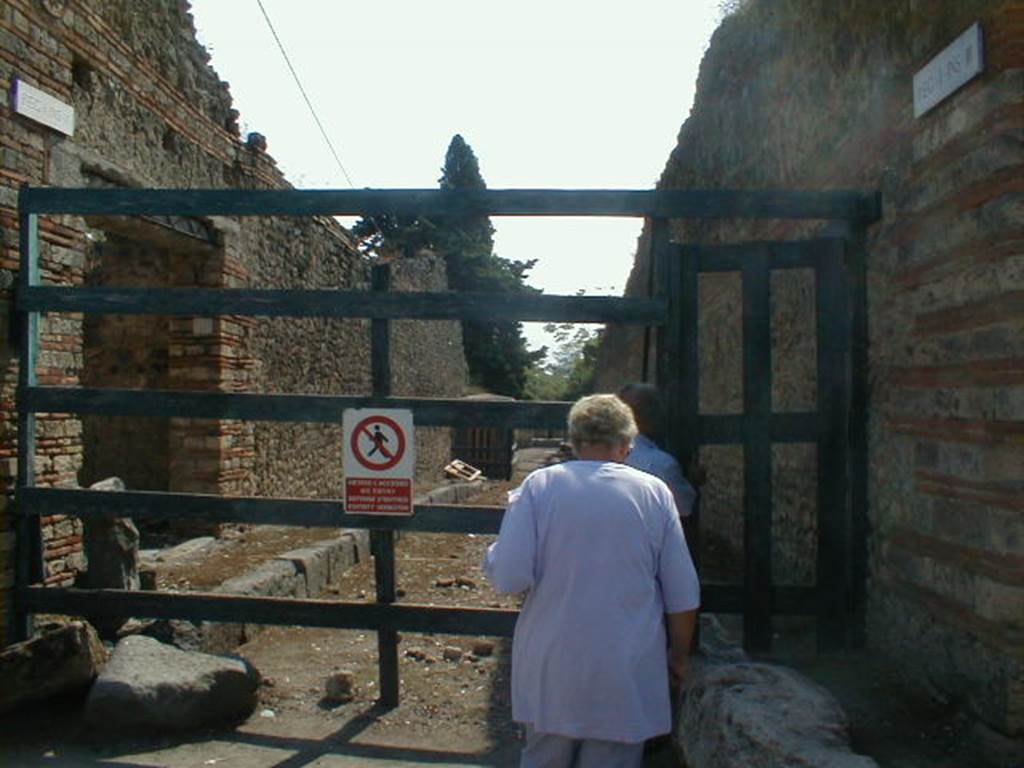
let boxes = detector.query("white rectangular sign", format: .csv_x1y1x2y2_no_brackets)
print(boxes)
12,77,75,136
343,408,415,515
913,23,985,118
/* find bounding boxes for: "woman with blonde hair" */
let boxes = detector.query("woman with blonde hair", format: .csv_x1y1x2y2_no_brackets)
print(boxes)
485,394,700,768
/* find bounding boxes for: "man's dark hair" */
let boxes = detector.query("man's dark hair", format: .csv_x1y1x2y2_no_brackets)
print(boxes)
616,382,664,439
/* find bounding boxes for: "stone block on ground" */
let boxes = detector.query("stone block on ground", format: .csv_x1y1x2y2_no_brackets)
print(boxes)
329,533,362,578
276,546,329,596
81,479,140,585
0,621,107,715
417,479,485,505
143,536,217,567
324,670,356,703
471,639,495,657
326,539,345,582
80,478,139,637
346,529,371,563
218,559,304,598
84,636,260,732
677,659,878,768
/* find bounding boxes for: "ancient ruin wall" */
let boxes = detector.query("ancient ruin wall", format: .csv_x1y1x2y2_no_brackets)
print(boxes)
389,255,467,483
0,0,466,644
244,245,465,499
596,0,1023,737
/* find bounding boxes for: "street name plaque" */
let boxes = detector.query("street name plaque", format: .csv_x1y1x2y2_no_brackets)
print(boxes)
914,23,985,118
12,77,75,136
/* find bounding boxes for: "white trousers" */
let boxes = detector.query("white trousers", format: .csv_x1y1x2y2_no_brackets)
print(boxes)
520,726,644,768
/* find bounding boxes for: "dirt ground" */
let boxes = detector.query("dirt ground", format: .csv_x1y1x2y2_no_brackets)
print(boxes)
1,472,1017,767
0,478,677,767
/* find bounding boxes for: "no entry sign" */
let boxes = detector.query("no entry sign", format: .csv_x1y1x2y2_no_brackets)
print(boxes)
343,409,415,515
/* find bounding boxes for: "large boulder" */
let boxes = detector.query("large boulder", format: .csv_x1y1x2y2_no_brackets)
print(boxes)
677,659,878,768
0,620,107,715
84,636,260,732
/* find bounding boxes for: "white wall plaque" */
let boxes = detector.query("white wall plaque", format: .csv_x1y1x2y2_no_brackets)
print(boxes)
12,77,75,136
913,23,985,118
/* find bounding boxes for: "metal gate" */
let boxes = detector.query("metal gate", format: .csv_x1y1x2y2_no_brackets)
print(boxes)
13,186,878,704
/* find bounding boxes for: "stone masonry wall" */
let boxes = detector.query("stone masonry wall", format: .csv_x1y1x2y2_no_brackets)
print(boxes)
390,255,468,482
596,0,1023,736
243,241,463,499
241,215,368,501
0,0,466,645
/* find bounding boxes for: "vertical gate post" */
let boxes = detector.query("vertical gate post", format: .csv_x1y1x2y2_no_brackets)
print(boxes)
13,201,43,642
741,244,773,653
653,219,679,444
847,228,870,648
369,262,400,707
654,223,705,651
816,238,853,650
641,217,655,382
652,221,699,549
676,244,701,572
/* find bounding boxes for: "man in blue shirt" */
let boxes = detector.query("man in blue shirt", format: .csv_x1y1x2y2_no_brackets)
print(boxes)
617,383,696,518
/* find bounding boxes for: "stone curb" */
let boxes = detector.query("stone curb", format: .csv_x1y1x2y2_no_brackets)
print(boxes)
158,479,483,653
191,531,369,653
416,479,486,505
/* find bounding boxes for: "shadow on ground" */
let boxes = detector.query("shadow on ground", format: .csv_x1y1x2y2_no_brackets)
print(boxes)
1,698,522,767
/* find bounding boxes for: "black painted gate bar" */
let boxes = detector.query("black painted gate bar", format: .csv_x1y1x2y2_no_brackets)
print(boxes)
13,186,877,703
18,186,880,219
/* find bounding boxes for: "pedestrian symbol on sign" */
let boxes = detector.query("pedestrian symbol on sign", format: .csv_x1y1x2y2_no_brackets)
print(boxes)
368,425,390,457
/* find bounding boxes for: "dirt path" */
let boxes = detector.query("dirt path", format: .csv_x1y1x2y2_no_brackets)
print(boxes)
230,524,523,762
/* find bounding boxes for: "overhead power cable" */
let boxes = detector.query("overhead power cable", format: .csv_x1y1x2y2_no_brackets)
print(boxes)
255,0,355,188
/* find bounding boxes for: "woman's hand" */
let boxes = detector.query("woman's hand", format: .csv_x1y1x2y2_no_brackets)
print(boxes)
668,647,690,688
666,610,697,688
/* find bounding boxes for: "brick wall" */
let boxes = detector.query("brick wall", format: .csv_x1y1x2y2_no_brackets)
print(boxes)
597,0,1023,736
0,0,466,645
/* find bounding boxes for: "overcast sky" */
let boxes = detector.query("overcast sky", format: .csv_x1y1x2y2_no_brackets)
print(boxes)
189,1,723,350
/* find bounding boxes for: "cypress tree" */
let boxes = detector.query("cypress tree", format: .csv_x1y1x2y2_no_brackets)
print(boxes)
352,134,543,397
436,135,542,397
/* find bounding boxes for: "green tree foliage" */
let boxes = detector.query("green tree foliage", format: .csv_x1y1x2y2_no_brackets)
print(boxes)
352,135,543,397
523,321,602,402
350,213,435,258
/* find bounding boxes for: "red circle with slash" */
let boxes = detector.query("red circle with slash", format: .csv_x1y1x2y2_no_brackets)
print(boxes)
350,415,406,471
